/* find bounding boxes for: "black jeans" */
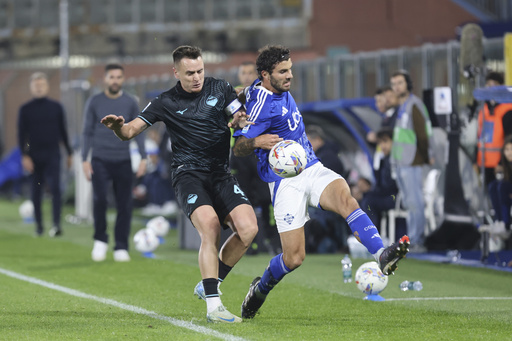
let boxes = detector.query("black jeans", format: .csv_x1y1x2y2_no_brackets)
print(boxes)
31,152,61,230
91,158,133,250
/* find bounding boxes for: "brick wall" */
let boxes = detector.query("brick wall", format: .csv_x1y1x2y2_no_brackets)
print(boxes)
310,0,477,54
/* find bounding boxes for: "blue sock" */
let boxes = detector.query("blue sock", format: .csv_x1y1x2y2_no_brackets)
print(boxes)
258,253,292,294
346,208,383,254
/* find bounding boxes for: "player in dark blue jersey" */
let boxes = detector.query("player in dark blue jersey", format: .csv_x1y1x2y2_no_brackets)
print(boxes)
233,45,410,319
100,46,257,323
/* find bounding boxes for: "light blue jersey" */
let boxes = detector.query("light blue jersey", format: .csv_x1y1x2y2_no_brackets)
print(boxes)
234,80,318,182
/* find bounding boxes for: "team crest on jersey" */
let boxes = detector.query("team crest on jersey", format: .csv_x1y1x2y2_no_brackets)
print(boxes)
187,194,198,204
284,213,294,225
206,96,218,106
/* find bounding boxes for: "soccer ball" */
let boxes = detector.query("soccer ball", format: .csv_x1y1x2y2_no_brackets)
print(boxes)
133,228,159,253
19,200,34,220
268,140,307,178
355,261,388,295
146,216,170,237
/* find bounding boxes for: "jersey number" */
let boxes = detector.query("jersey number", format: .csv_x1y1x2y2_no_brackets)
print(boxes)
234,185,245,195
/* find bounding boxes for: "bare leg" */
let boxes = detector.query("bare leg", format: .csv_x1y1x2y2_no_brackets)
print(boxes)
318,178,359,218
219,204,258,267
280,227,306,270
191,205,222,279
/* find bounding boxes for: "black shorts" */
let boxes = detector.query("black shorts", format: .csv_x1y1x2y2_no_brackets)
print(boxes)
173,170,251,226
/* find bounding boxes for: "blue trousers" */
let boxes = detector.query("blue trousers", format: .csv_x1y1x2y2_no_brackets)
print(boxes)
91,158,133,250
395,165,426,246
488,179,512,225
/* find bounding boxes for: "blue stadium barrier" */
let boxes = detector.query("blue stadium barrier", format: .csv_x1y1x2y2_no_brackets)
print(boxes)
299,97,377,174
0,147,23,187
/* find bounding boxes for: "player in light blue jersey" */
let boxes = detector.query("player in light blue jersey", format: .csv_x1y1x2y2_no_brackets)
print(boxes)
233,45,410,319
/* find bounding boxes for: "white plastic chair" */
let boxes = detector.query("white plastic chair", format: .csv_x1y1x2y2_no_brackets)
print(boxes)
423,168,441,235
380,193,408,243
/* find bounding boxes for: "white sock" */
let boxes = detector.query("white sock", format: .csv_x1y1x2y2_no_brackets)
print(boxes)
373,247,385,263
206,296,222,313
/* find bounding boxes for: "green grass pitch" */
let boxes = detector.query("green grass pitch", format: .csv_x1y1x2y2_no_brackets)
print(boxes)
0,198,511,340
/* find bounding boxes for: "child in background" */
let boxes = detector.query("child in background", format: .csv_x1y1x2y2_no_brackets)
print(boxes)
360,127,399,232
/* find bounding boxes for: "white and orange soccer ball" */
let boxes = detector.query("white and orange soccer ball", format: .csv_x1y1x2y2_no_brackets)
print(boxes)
268,140,307,178
355,261,389,295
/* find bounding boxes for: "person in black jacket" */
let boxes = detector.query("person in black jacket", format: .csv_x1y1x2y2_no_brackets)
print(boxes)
360,127,399,232
17,72,72,237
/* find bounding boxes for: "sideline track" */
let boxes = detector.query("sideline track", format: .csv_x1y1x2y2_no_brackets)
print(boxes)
0,267,247,341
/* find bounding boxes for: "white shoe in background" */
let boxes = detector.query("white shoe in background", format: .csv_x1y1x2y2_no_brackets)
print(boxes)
92,240,108,262
113,249,131,262
489,221,511,239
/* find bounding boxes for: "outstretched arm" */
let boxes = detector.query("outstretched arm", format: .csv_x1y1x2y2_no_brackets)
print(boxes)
100,115,148,141
233,134,283,157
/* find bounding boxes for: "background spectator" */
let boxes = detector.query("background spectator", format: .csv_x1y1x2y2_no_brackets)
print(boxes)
390,69,434,251
475,71,512,188
17,72,72,237
230,60,278,255
305,125,350,253
82,63,147,262
360,127,399,232
487,134,512,248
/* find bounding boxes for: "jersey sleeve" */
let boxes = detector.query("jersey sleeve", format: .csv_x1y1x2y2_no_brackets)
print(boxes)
223,80,243,116
224,80,238,104
138,96,164,126
233,88,273,138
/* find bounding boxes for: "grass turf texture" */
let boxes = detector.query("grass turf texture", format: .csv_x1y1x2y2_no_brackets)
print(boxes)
0,199,511,340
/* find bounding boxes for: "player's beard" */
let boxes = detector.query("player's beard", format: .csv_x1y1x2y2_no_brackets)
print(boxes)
108,84,121,95
270,75,291,94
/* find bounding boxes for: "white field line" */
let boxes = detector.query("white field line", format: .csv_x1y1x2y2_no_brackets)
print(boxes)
386,296,512,301
0,267,247,341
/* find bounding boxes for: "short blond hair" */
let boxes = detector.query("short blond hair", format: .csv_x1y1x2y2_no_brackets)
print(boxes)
30,72,48,83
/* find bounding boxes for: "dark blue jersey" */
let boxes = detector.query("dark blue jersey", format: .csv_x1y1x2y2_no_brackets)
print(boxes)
138,77,238,177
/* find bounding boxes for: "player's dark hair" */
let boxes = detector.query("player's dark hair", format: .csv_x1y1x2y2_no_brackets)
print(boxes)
391,69,413,91
376,127,394,140
501,135,512,182
173,45,202,64
256,45,290,80
486,71,504,85
105,63,124,73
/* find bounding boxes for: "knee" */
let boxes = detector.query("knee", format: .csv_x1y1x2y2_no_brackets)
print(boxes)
238,221,258,248
340,195,360,217
283,251,305,270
